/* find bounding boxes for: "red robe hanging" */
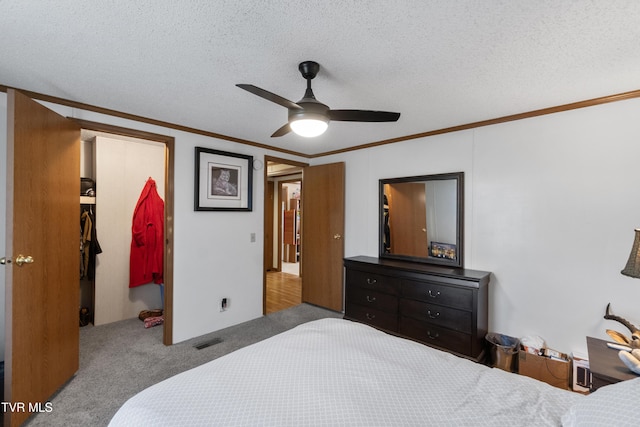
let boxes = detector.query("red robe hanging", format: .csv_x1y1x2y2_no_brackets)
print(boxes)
129,178,164,287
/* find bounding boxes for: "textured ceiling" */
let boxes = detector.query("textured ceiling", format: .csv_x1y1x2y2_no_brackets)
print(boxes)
1,1,640,157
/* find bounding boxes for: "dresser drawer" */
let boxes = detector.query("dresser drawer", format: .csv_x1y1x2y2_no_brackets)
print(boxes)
345,303,398,331
400,299,471,333
399,316,472,356
344,256,490,362
346,269,399,295
401,279,472,310
346,286,398,313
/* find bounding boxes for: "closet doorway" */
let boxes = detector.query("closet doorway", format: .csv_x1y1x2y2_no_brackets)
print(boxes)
263,156,308,314
77,119,174,345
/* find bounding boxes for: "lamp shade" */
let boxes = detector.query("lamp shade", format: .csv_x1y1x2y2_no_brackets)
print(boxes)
621,228,640,279
290,118,328,138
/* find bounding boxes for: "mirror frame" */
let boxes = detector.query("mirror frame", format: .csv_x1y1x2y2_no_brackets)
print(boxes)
379,172,464,268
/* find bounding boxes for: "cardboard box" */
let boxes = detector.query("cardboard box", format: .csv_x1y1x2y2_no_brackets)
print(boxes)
518,350,571,390
571,351,590,393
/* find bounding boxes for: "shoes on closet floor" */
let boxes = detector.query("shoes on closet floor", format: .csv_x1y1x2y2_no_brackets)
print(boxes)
144,316,164,329
138,309,163,321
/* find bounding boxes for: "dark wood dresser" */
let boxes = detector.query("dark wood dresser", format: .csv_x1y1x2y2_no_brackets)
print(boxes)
586,336,638,391
344,256,491,362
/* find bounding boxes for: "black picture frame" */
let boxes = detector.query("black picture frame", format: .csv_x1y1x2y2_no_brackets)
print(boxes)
194,147,253,211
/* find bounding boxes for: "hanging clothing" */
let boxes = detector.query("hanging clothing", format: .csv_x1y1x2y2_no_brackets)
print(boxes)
80,207,102,280
129,178,164,288
383,194,391,253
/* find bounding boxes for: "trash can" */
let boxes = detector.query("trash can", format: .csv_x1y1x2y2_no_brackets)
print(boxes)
486,333,519,372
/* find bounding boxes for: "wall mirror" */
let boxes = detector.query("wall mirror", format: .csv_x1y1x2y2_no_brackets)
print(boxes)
379,172,464,268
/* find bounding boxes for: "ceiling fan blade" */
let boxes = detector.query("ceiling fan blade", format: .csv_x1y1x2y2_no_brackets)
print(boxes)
236,84,302,110
271,123,291,137
328,109,400,122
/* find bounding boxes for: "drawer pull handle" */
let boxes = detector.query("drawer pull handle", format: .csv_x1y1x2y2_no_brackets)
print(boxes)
366,278,377,285
428,290,440,298
427,310,440,319
366,313,376,320
366,295,376,303
427,331,439,340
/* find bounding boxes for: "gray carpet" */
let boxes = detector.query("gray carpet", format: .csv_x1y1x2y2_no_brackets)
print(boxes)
24,303,342,427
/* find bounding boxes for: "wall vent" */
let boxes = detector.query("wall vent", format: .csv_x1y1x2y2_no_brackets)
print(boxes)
194,337,223,350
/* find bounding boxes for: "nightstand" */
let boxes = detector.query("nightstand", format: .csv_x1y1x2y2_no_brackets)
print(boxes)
586,336,638,391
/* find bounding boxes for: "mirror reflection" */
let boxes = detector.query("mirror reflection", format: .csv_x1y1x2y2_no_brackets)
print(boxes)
380,172,463,268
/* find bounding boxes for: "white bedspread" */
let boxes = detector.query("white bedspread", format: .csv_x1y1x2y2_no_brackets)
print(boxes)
109,318,582,426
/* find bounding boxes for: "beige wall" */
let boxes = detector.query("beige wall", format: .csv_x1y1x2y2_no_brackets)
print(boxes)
93,135,165,325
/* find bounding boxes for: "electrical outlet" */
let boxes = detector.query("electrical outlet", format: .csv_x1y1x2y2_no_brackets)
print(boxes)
220,298,228,312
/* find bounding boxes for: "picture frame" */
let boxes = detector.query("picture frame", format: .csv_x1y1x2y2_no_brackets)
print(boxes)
194,147,253,211
430,242,457,260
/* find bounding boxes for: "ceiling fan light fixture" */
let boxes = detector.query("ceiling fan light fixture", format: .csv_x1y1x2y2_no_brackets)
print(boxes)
290,116,329,138
237,60,400,138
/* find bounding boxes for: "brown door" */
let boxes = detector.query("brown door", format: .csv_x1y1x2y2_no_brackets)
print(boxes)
4,90,80,427
301,162,345,311
264,181,274,271
386,182,429,257
283,209,297,262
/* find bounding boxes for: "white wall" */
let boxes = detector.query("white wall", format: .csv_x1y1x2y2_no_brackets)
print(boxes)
425,179,457,245
0,92,307,346
318,97,640,355
3,91,640,356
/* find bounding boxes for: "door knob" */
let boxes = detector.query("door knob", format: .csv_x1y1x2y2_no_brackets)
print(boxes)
15,254,34,267
333,234,342,240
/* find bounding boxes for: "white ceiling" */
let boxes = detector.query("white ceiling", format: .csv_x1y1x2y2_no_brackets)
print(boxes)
2,1,640,157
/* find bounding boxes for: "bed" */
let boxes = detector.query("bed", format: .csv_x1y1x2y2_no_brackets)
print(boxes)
109,318,639,426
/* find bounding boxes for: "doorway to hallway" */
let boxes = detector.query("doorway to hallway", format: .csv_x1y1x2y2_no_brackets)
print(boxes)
263,157,307,314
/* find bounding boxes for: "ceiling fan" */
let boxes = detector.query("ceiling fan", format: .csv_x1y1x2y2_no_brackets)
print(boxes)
236,61,401,138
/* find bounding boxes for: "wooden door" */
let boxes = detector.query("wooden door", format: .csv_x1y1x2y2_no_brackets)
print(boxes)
386,182,429,257
283,209,297,262
264,181,274,271
301,162,345,311
4,90,80,427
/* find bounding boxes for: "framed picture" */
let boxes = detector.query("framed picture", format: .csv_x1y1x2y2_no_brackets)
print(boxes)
194,147,253,211
430,242,457,260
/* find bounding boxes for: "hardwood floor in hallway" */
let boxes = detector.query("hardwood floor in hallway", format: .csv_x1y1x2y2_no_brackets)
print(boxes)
265,270,301,314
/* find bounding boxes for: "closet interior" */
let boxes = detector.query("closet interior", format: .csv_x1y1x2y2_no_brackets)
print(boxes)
79,131,166,327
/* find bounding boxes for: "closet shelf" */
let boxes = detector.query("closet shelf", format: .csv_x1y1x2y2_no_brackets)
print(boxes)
80,196,96,205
